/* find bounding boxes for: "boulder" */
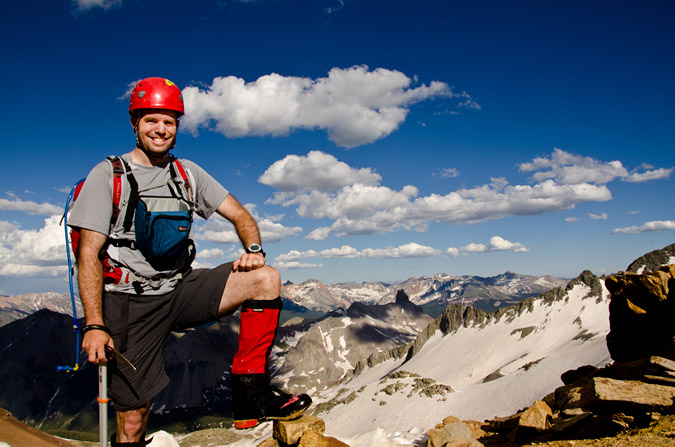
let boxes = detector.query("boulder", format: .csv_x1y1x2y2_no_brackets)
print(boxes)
518,400,552,431
604,265,675,362
273,415,326,446
298,431,350,447
426,419,483,447
556,376,675,410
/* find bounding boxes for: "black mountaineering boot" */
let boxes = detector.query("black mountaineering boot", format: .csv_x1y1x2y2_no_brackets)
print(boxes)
231,298,312,429
231,373,312,429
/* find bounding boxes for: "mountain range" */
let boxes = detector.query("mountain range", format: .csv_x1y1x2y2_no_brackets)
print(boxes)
0,242,673,446
281,271,567,316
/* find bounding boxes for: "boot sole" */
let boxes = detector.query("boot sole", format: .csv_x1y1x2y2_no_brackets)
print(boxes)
233,404,310,430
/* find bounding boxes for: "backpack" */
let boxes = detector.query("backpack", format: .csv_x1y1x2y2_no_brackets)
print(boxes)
67,155,195,286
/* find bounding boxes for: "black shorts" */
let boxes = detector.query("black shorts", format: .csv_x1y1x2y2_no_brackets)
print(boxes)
102,262,232,411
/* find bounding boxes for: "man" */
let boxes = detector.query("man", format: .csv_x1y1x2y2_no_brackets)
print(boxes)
69,77,311,446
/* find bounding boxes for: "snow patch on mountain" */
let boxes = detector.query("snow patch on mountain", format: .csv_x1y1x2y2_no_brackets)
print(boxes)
282,272,568,313
313,277,611,445
0,292,80,326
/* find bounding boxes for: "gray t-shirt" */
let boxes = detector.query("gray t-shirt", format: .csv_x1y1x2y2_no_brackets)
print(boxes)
68,153,229,294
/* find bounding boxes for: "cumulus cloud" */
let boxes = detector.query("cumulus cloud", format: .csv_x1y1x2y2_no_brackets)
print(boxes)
117,79,141,101
72,0,123,12
0,197,62,216
194,207,302,243
275,242,439,262
623,167,673,183
588,213,608,220
274,261,324,270
260,150,381,192
260,149,671,240
462,236,529,253
0,217,68,277
519,148,672,185
446,247,460,257
287,174,611,239
435,168,460,178
196,248,225,259
612,220,675,234
181,66,467,148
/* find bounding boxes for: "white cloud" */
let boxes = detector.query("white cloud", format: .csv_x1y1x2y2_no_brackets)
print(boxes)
612,220,675,234
118,79,141,101
462,236,529,254
360,243,441,259
275,242,439,262
0,197,62,216
73,0,123,12
565,217,580,223
588,213,608,220
302,178,611,239
436,168,460,178
274,261,324,270
260,151,381,192
519,148,628,185
194,207,302,243
623,167,673,183
181,66,467,148
196,248,225,259
0,217,67,277
259,149,673,240
446,247,460,257
519,148,672,185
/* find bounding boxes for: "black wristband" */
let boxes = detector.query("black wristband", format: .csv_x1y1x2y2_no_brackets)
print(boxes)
80,324,111,336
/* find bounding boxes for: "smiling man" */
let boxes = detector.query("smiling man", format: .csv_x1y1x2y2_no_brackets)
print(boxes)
68,77,311,446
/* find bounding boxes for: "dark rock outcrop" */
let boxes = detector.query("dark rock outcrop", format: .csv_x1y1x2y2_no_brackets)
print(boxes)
605,265,675,362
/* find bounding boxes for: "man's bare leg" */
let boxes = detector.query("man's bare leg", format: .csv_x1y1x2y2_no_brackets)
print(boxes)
115,403,149,444
218,265,281,316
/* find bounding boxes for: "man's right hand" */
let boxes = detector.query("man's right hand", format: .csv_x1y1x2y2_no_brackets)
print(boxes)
82,329,114,365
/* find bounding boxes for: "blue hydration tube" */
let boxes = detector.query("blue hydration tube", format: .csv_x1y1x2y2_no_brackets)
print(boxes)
56,178,86,373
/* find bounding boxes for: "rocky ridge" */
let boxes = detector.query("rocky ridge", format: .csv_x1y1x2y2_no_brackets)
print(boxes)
331,268,604,389
0,291,80,327
422,262,675,447
273,290,433,392
281,272,567,314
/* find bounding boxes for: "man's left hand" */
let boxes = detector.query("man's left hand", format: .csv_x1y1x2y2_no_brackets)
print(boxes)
233,252,266,272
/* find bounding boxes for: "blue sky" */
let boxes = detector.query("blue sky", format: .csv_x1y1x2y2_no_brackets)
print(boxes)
1,0,674,295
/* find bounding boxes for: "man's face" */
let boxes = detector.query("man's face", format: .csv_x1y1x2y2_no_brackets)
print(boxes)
134,110,179,158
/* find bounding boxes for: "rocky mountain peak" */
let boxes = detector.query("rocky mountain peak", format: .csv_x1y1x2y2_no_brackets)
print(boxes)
395,289,410,305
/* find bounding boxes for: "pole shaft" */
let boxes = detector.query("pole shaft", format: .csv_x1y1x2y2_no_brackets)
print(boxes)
99,364,108,447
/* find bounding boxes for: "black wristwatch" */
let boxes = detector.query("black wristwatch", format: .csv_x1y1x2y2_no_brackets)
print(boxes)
246,243,266,257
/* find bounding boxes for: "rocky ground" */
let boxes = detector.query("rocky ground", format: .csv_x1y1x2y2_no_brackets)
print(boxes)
171,414,675,446
519,413,675,447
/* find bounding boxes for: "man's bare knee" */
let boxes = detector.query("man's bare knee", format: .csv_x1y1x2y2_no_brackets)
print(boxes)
116,405,149,442
257,265,281,299
219,266,281,315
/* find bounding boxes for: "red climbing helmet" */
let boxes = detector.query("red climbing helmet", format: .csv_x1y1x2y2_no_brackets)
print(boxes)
129,77,184,116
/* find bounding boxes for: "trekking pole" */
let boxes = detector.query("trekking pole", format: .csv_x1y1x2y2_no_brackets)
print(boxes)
99,363,109,447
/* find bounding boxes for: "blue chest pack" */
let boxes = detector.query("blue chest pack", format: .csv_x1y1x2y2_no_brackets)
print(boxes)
110,155,196,273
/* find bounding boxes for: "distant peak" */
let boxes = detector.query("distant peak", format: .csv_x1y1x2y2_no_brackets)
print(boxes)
395,289,410,304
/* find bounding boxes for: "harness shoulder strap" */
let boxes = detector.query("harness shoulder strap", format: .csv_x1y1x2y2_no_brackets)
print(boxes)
106,155,138,233
105,156,126,231
168,156,196,205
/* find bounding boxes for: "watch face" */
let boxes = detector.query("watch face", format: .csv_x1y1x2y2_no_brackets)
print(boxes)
247,244,262,253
